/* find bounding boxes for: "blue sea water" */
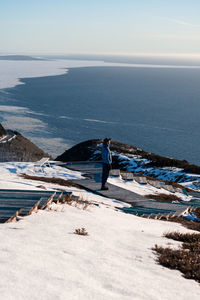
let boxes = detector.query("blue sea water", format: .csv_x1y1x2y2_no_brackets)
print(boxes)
0,65,200,164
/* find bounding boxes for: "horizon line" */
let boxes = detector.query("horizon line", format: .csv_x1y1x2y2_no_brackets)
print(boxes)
1,52,200,59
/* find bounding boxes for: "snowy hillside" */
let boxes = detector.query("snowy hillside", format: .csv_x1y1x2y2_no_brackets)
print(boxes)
57,139,200,190
0,161,200,299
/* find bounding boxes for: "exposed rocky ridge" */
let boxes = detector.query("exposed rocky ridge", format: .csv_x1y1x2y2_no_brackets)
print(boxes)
56,139,102,162
56,139,200,179
0,123,6,138
0,130,50,162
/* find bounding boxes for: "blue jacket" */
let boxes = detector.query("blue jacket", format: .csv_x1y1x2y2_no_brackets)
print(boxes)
101,144,112,164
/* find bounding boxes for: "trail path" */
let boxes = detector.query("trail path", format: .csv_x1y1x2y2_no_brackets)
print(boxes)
67,162,190,217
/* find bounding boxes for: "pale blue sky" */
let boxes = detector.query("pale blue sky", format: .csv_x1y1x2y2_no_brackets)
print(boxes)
1,0,200,55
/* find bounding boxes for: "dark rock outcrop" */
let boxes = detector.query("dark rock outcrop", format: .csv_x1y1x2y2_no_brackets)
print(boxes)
56,139,200,175
0,130,50,162
0,123,6,138
56,139,102,162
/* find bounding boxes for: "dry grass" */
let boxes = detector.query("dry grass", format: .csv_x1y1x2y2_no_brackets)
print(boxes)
74,228,88,236
153,231,200,283
21,175,93,210
165,231,200,243
166,215,200,232
145,193,182,203
21,174,83,189
59,193,91,210
46,193,92,212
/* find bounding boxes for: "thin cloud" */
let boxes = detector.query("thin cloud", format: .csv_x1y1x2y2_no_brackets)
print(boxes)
167,18,200,27
151,34,200,40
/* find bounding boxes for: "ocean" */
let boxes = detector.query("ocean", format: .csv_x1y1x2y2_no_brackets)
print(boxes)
0,63,200,164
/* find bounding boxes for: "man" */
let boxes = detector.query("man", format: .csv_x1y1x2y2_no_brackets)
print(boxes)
101,138,112,190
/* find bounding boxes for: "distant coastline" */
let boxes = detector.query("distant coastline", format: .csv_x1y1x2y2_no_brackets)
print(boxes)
1,56,200,165
1,55,200,90
0,55,45,61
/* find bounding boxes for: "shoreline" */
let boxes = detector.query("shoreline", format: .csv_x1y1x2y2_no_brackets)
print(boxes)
1,58,200,90
0,63,200,165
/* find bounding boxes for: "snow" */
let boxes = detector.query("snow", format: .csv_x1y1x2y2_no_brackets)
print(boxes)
0,162,83,190
0,59,128,90
0,197,200,299
108,176,193,201
1,58,200,90
92,150,200,186
0,161,200,299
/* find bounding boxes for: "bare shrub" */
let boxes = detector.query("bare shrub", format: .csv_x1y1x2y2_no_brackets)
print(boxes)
165,231,200,243
166,216,200,232
146,193,182,203
74,228,88,236
58,194,91,210
153,231,200,283
61,193,73,205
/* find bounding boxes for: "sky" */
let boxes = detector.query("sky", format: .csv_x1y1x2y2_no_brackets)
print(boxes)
0,0,200,55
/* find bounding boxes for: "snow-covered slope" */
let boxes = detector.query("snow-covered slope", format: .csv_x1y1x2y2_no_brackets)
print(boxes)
1,199,200,300
0,162,200,299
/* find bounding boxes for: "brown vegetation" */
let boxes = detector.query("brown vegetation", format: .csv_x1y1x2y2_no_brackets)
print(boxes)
21,174,83,189
145,193,182,203
165,231,200,243
166,215,200,232
74,228,88,236
153,231,200,283
59,193,91,210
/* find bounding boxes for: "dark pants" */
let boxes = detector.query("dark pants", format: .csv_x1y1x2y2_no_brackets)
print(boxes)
101,163,111,187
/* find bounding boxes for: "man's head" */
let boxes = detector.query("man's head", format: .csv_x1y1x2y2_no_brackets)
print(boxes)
103,138,111,145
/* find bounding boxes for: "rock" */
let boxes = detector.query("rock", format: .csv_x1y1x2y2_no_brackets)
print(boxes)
0,123,6,138
0,129,51,162
56,139,200,175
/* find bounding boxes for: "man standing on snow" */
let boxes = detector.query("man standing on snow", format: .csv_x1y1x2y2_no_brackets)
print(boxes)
101,138,112,190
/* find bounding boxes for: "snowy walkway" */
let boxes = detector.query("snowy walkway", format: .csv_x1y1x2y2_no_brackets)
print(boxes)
67,162,190,217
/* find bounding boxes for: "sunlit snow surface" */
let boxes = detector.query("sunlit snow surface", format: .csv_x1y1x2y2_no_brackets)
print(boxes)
0,162,200,299
92,149,200,188
0,161,83,190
